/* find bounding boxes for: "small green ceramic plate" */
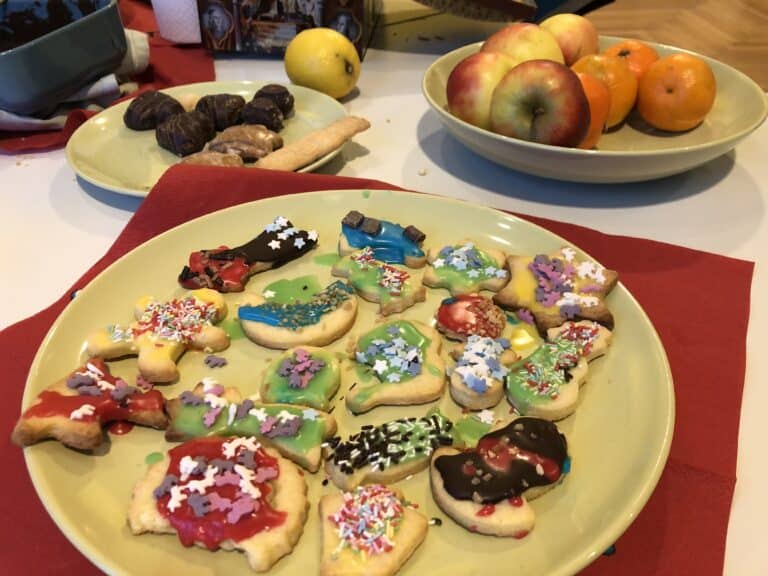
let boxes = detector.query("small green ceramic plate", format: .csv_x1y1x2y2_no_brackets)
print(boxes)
22,190,673,576
423,36,768,183
65,81,350,197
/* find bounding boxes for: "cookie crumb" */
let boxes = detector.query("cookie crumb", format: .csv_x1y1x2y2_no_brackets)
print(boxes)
418,168,427,176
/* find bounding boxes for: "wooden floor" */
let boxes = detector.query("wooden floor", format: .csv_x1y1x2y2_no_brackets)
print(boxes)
585,0,768,90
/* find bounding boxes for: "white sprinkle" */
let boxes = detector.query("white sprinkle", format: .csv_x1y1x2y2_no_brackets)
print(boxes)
69,404,96,420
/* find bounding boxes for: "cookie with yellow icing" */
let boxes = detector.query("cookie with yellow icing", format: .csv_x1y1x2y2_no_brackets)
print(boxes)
320,484,428,576
86,288,229,383
493,246,618,333
422,240,509,296
128,436,307,572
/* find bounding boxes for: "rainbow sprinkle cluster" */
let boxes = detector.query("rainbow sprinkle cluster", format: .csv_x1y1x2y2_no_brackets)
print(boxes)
330,484,404,555
129,296,218,343
353,247,410,295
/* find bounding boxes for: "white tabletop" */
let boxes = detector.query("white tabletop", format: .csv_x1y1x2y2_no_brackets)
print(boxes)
1,4,766,575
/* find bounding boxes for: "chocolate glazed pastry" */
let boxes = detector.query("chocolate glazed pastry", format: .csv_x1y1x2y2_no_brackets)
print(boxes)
124,91,185,130
242,97,284,132
155,111,216,157
207,125,283,162
195,94,246,131
254,84,295,116
434,418,568,504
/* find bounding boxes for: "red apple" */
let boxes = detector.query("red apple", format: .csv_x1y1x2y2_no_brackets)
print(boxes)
540,13,599,66
489,60,590,147
481,23,564,65
446,51,517,129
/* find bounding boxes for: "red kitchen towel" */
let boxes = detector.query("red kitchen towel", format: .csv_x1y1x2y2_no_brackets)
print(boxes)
0,0,215,154
0,166,752,575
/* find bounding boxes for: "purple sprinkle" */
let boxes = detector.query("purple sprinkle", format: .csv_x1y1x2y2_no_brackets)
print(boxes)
215,471,241,487
235,399,254,420
581,283,603,293
263,416,302,438
208,492,232,512
486,357,502,373
516,309,534,325
259,416,278,435
277,359,293,377
67,373,96,389
78,385,103,396
204,354,228,368
203,407,222,427
110,382,137,403
210,458,235,472
386,325,401,336
294,348,310,362
153,474,179,499
560,304,581,319
136,375,153,391
179,391,203,406
187,493,211,517
288,373,303,388
189,456,208,476
465,374,489,393
407,362,421,376
236,449,256,469
497,338,510,349
252,466,278,484
227,497,255,524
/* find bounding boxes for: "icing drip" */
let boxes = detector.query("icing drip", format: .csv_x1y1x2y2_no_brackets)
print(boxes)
330,485,405,555
238,280,353,328
326,413,453,474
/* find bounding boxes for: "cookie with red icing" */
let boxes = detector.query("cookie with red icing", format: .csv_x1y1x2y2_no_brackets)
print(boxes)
11,358,167,451
128,436,308,572
493,246,618,333
429,417,568,537
86,288,229,383
178,216,319,293
436,293,506,341
319,484,428,576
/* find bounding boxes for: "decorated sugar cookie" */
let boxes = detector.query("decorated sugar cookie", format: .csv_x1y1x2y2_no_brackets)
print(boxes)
331,247,426,315
178,216,319,292
260,346,340,411
343,320,445,414
128,436,307,572
493,246,619,333
338,210,427,268
423,240,508,295
86,289,229,382
435,293,506,341
430,417,569,537
238,279,357,349
166,380,337,472
505,320,612,421
449,335,518,410
12,359,167,451
320,484,428,576
325,412,454,491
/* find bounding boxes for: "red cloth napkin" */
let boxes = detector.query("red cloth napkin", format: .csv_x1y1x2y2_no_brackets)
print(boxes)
0,0,215,154
0,166,751,575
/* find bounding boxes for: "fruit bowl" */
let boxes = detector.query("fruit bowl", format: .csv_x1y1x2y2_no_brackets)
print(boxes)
422,36,767,183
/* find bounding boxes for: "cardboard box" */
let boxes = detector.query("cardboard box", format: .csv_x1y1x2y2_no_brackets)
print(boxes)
197,0,381,59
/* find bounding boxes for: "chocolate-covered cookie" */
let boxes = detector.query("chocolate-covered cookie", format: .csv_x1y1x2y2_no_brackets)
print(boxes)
254,84,295,115
124,90,184,130
155,111,215,157
242,97,284,132
195,93,246,131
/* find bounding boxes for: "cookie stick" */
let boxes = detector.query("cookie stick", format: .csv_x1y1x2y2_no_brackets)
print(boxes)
256,116,370,171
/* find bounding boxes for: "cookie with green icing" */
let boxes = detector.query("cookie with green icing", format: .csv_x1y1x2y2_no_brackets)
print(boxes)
324,412,454,490
423,240,509,296
165,379,337,472
342,320,446,414
331,247,426,316
449,335,518,410
493,246,619,333
260,346,340,411
505,320,612,421
237,278,358,349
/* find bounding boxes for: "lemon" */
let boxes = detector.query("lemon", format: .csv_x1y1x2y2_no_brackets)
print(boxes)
284,28,361,99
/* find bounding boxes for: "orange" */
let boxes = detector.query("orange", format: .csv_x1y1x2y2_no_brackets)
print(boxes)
637,53,717,132
572,54,637,128
603,39,659,82
576,72,611,149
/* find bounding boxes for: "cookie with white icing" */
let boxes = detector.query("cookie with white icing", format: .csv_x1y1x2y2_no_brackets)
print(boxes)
505,320,612,421
324,412,454,491
320,484,428,576
260,346,340,411
11,358,166,451
343,320,446,414
430,417,568,537
165,380,337,472
128,436,307,572
331,247,426,315
449,335,518,410
86,289,229,383
493,246,619,333
238,279,358,349
338,210,427,268
423,240,509,296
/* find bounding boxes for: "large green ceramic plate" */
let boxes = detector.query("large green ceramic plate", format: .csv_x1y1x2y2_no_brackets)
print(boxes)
65,81,349,197
423,36,768,183
22,190,673,575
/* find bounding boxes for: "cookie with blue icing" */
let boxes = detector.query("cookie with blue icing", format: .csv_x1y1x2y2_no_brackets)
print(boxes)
237,279,358,349
338,210,427,268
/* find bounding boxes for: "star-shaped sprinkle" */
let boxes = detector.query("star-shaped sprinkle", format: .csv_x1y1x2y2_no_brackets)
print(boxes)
302,408,320,420
294,237,306,249
268,239,281,250
477,409,495,425
262,289,276,299
307,230,318,241
373,359,389,374
248,407,268,421
432,258,445,268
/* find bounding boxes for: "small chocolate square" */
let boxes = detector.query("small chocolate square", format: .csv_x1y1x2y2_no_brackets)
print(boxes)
342,210,365,228
360,217,382,235
403,225,425,244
